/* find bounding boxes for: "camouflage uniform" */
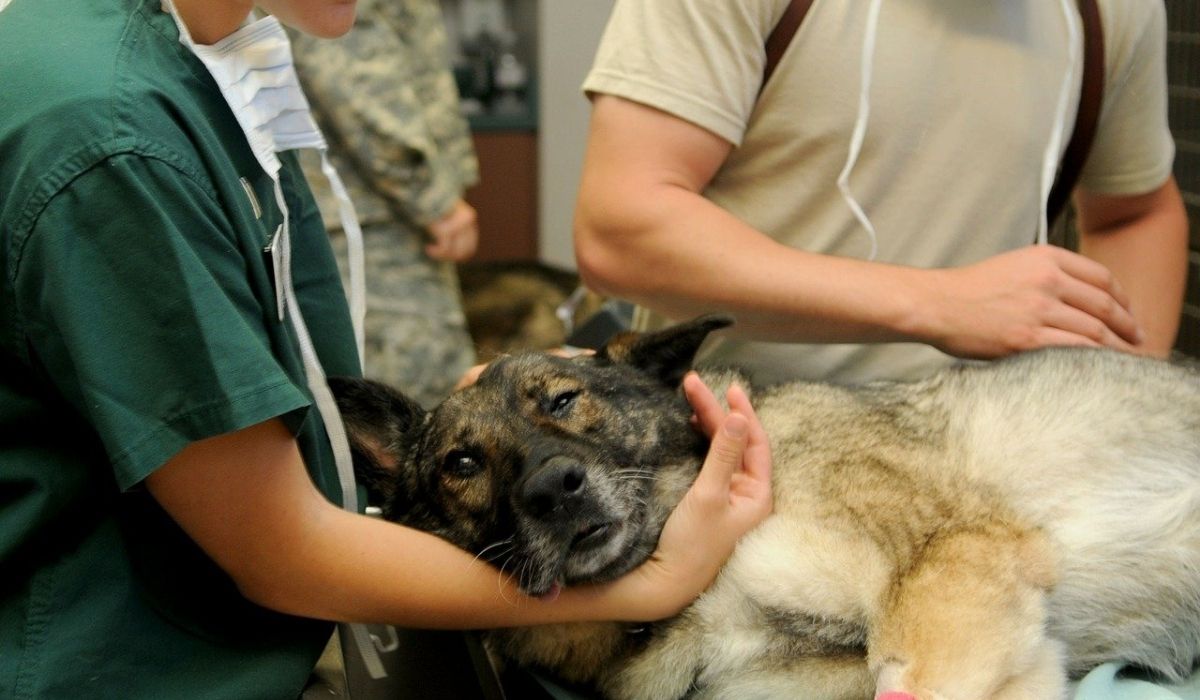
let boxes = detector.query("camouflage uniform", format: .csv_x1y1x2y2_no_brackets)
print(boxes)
291,0,479,408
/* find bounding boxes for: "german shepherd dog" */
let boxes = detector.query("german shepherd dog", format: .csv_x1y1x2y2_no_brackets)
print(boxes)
330,316,1200,700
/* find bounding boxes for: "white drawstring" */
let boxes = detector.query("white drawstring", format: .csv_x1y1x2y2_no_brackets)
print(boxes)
1039,0,1083,245
838,0,1080,254
837,0,883,261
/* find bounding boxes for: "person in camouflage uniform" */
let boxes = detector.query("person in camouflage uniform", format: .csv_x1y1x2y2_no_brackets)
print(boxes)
291,0,480,408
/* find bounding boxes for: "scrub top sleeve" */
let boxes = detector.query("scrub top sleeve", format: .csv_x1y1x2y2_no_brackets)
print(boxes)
14,152,311,490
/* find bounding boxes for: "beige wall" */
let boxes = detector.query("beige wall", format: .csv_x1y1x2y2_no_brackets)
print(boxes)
537,1,614,270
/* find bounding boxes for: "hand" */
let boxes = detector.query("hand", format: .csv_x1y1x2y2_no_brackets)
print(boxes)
454,363,488,390
620,373,773,620
918,245,1144,358
425,198,478,262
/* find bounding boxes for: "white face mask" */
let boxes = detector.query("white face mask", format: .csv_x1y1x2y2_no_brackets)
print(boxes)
164,8,322,176
161,3,365,349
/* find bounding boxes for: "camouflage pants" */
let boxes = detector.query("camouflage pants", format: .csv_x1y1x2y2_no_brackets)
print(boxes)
329,221,476,408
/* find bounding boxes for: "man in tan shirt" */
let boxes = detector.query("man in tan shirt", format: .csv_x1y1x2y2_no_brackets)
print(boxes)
577,0,1187,385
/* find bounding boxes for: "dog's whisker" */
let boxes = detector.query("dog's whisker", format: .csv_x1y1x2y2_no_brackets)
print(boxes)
613,469,661,480
496,553,520,605
474,537,516,564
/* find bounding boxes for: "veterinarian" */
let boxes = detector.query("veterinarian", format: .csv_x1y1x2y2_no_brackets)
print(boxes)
290,0,482,409
575,0,1189,386
0,1,773,698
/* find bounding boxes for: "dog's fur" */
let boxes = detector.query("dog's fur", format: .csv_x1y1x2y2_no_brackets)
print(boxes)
331,316,1200,700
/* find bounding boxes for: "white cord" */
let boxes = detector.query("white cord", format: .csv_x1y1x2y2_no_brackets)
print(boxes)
319,153,367,363
836,0,883,261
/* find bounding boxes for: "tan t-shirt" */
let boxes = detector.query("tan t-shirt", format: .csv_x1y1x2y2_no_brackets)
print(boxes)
583,0,1174,384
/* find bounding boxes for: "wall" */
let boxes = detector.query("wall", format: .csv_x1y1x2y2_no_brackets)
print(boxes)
537,1,615,270
1166,2,1199,358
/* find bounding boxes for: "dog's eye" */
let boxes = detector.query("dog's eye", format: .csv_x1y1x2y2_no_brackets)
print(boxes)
545,390,579,417
443,450,483,478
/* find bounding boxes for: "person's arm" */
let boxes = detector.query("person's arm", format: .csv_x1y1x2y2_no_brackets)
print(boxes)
574,94,1143,360
144,381,770,629
1074,176,1188,357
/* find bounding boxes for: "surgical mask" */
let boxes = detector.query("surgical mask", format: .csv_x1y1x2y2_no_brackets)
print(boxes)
839,0,1083,257
161,0,385,679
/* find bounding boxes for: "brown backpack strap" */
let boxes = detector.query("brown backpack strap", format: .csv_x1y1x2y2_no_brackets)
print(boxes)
762,0,815,91
1046,0,1105,227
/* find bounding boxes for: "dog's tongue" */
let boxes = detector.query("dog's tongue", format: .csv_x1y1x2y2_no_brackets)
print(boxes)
538,582,562,602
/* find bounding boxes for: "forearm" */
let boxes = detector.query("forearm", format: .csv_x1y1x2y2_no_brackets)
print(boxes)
1076,178,1189,357
574,94,933,345
147,418,744,631
242,498,678,629
575,182,928,345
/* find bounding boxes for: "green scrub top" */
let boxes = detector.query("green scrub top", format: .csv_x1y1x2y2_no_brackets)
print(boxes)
0,0,362,698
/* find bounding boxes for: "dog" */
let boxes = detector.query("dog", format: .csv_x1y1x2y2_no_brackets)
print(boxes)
330,316,1200,700
457,260,604,360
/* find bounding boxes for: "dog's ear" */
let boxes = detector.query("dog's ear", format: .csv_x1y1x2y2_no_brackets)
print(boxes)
327,376,426,507
598,314,734,386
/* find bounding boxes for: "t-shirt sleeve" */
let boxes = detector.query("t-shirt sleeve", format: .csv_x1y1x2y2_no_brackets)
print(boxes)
14,152,311,490
582,0,785,147
1078,0,1175,195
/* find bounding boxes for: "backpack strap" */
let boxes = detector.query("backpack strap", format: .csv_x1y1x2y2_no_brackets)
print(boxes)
761,0,1105,227
1046,0,1105,227
762,0,815,90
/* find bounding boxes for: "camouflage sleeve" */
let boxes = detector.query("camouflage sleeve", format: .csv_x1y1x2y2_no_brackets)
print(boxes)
291,0,479,226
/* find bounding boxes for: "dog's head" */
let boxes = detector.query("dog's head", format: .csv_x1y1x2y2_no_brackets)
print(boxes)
329,315,733,596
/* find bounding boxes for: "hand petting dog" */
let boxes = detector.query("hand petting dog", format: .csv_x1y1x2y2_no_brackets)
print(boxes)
616,373,773,620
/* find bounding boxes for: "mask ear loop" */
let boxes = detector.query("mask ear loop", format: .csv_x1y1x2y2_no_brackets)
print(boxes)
1038,0,1083,245
837,0,883,261
273,179,392,681
319,153,367,364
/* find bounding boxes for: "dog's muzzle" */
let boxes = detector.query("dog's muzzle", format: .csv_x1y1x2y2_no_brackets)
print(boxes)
518,449,614,552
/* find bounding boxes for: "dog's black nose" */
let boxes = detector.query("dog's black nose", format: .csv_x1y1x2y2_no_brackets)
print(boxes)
520,456,588,520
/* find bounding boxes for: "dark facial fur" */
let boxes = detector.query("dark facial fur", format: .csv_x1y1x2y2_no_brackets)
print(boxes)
331,316,732,596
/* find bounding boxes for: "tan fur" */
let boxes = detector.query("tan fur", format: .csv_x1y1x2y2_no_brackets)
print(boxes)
593,349,1200,700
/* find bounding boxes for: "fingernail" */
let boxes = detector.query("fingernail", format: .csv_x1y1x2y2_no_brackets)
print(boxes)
724,415,748,438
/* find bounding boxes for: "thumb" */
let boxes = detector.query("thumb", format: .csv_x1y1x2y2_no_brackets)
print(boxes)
693,412,749,495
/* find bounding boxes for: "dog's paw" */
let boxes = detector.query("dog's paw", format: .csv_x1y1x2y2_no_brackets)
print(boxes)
873,661,951,700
